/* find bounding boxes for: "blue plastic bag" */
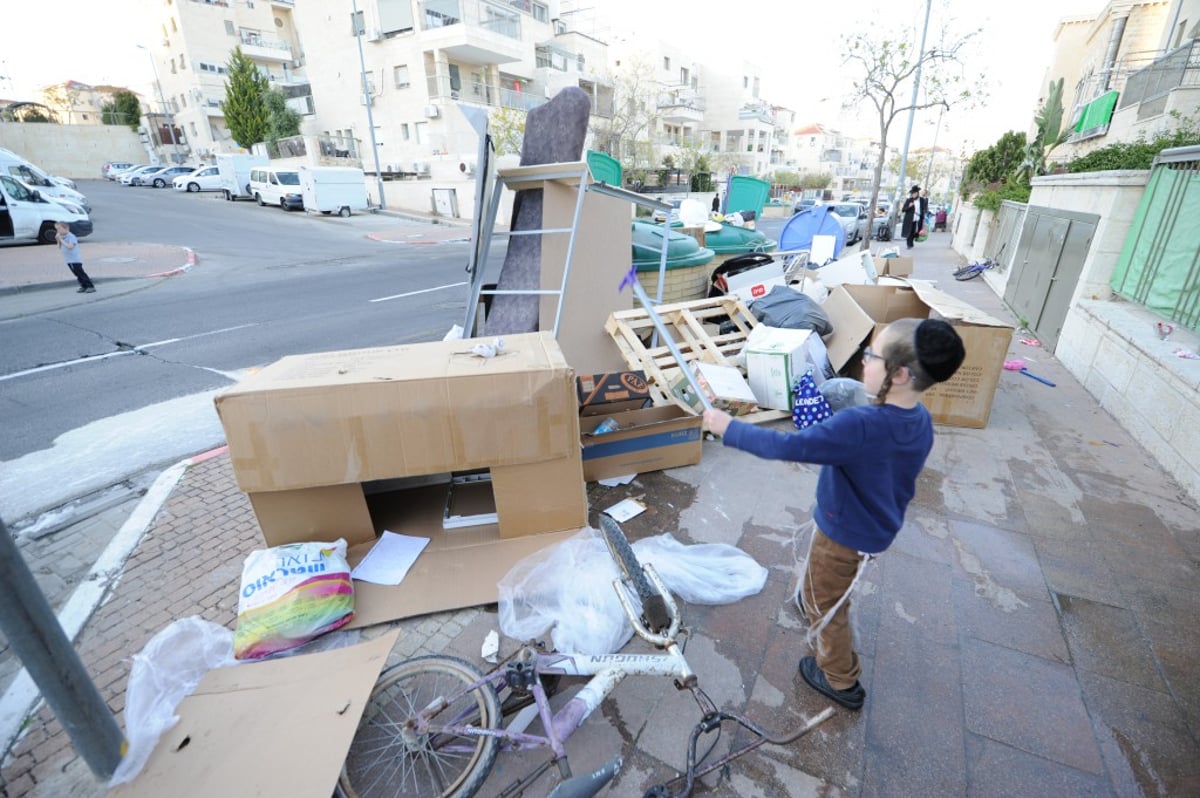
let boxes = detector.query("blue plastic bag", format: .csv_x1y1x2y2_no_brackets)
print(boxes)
792,371,834,429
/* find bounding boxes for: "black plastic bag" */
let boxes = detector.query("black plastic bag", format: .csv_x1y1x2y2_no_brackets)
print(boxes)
749,285,832,335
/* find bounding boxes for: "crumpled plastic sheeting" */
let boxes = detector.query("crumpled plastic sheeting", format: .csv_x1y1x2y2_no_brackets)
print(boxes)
498,528,769,655
108,616,236,787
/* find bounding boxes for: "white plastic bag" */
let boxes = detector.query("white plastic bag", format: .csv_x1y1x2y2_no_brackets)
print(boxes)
633,534,768,604
497,528,769,656
108,616,236,787
498,528,633,656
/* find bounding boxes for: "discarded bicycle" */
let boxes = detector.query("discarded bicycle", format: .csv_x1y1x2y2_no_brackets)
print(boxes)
338,514,834,798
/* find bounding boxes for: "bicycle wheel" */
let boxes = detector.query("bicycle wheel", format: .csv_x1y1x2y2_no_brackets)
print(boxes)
953,263,984,281
598,514,671,632
339,655,501,798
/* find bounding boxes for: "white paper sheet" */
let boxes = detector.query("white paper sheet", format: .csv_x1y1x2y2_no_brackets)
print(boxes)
598,473,637,487
605,498,647,522
350,531,429,586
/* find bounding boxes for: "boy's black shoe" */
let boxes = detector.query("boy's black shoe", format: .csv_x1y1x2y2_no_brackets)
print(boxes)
799,656,865,710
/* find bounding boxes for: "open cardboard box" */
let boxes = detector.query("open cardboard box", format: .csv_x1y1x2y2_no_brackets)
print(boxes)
111,631,399,798
821,280,1014,428
214,332,587,626
580,404,703,481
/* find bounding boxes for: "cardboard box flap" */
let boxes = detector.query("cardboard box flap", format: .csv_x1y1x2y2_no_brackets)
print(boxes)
111,630,400,798
819,286,875,371
904,279,1013,329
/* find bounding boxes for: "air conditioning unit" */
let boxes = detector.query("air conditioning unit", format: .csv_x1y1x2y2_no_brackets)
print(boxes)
365,28,383,42
360,94,373,106
414,162,431,176
459,160,476,176
423,105,440,118
191,88,204,100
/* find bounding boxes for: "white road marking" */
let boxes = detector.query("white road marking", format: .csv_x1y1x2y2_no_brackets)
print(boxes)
369,281,467,303
0,323,258,383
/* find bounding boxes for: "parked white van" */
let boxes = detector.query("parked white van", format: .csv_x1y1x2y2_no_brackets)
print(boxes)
0,174,93,245
248,167,303,210
0,149,90,212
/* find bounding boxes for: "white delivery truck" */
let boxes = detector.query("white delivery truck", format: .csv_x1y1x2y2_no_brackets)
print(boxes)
0,173,93,245
298,166,369,217
216,153,269,201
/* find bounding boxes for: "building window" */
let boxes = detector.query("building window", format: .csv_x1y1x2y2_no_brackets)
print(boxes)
225,20,235,35
414,121,427,144
663,56,670,71
680,67,688,85
170,17,177,32
170,60,176,74
401,123,410,141
190,122,198,136
393,64,410,89
743,76,748,89
180,93,187,108
179,54,186,70
532,2,548,22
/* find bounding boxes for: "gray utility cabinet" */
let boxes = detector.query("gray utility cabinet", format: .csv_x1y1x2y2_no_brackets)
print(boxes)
1003,205,1097,351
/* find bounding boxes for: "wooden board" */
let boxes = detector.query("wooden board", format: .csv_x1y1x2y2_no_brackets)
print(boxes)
604,296,788,425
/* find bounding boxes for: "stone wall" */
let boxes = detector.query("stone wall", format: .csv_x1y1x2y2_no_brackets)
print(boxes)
954,170,1199,502
0,124,148,177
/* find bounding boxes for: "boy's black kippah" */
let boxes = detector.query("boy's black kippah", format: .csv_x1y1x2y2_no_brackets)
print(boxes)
916,319,965,383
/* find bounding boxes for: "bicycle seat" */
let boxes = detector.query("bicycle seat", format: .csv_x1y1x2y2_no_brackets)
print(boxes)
547,755,622,798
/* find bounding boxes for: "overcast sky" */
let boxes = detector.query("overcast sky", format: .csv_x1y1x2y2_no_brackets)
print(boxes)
3,0,1104,152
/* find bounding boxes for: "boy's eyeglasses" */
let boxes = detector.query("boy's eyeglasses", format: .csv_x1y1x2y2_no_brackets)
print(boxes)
862,347,885,362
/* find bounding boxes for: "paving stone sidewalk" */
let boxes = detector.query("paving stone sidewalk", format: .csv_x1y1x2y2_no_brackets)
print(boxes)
2,233,1199,797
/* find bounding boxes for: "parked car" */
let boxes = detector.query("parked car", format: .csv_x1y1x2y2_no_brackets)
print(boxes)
102,161,134,180
173,165,222,192
651,197,682,223
0,174,93,245
120,165,163,186
141,165,196,188
248,167,304,210
0,150,91,212
827,202,869,245
109,164,146,182
792,198,818,215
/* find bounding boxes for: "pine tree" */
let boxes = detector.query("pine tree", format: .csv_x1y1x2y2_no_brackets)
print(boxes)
221,48,269,149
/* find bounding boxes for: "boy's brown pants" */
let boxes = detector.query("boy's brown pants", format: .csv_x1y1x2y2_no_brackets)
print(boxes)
799,528,864,690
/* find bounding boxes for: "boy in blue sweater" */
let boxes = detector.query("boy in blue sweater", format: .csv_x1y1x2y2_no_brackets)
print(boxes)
704,318,965,710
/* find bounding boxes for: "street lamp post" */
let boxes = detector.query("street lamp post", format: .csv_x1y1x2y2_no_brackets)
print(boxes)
894,0,932,215
137,44,182,164
352,0,386,210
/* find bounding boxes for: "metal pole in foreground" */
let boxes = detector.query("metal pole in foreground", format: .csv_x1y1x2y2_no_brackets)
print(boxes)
352,0,387,210
894,0,933,219
0,518,125,778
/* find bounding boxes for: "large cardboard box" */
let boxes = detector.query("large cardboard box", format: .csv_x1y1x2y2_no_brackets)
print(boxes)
821,281,1014,428
580,405,703,481
214,332,587,625
879,255,913,277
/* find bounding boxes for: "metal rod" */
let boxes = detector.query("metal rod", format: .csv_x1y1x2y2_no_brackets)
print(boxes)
551,166,593,336
0,517,126,778
894,0,933,217
626,280,713,411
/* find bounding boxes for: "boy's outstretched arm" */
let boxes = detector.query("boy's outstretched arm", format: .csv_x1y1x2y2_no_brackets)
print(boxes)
703,407,733,437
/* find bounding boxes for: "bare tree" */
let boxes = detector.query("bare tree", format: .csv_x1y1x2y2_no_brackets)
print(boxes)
843,24,981,247
589,55,662,187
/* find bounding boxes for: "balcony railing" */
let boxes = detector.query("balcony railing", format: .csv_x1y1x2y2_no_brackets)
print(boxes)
1119,40,1200,110
426,74,548,112
240,31,292,52
419,0,521,39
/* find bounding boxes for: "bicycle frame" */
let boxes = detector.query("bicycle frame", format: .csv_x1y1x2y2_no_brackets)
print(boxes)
413,565,693,765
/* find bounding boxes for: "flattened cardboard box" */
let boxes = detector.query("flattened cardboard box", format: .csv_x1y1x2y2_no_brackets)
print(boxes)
214,331,578,494
670,361,759,417
580,405,703,481
821,281,1014,428
111,630,400,798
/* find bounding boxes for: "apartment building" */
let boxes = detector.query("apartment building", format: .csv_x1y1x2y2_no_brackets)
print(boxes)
144,0,309,162
1039,0,1172,159
37,81,141,126
786,123,901,201
291,0,613,191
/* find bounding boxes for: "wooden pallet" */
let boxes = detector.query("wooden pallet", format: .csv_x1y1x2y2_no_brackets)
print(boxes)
604,296,788,424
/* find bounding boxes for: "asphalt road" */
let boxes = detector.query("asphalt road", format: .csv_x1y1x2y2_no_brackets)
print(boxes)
0,179,486,522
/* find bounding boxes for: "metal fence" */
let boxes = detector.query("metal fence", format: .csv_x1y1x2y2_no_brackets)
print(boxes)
1119,40,1200,110
1110,145,1200,332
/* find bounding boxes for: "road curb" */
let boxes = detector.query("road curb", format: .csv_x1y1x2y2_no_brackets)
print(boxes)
0,444,226,762
365,232,470,244
145,247,197,278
